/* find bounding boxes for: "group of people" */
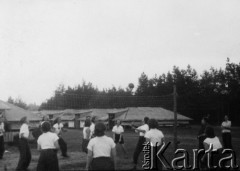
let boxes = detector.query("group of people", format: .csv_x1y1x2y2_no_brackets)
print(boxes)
197,115,233,169
82,116,164,170
0,115,69,171
0,113,234,171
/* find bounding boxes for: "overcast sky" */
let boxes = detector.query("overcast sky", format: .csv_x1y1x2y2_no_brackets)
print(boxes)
0,0,240,105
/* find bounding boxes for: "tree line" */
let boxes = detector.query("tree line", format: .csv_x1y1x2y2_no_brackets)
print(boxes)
39,58,240,125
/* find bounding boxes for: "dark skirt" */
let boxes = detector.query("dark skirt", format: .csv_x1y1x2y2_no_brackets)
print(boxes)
16,138,32,171
0,136,4,159
114,134,124,144
90,157,114,170
222,132,232,149
37,149,59,171
82,139,90,153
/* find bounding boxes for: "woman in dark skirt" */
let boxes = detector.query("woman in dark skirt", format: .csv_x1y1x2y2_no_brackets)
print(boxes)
197,117,209,149
86,122,117,171
144,119,164,171
221,115,232,149
0,117,5,160
201,126,223,170
112,119,128,158
16,116,32,171
37,121,59,171
82,118,91,153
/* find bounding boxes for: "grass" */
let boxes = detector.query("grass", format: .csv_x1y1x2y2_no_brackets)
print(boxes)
1,125,240,170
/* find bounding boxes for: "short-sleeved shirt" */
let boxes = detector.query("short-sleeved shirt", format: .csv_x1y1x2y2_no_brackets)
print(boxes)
19,123,29,138
112,125,124,134
0,122,5,136
90,123,95,137
87,135,116,158
145,129,164,147
53,123,63,135
37,132,59,150
222,121,231,133
137,124,149,136
204,137,222,150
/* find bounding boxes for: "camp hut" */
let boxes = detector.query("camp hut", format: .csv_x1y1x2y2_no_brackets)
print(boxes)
113,107,192,126
0,100,41,142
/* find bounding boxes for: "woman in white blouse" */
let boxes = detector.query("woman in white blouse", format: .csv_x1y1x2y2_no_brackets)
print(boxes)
86,122,116,170
221,115,232,149
0,117,5,159
37,121,59,171
16,116,32,171
82,118,91,153
112,119,128,158
201,126,223,170
144,118,164,170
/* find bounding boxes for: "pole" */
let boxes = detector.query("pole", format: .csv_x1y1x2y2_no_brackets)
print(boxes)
173,85,178,151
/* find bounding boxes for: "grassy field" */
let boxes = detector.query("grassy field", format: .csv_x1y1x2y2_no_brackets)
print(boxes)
1,125,240,170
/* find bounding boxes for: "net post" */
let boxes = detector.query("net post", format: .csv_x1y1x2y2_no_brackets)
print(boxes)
173,84,178,151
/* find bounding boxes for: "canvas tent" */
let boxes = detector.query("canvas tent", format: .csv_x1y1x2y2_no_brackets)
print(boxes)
112,107,192,126
0,100,41,142
0,100,41,130
40,109,92,128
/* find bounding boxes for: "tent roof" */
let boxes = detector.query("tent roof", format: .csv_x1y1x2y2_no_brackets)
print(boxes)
0,101,11,110
0,100,41,122
114,107,192,121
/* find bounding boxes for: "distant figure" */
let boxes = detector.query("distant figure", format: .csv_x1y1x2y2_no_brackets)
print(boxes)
131,117,149,170
86,122,116,170
221,115,232,149
40,115,50,126
144,119,164,170
82,118,91,153
90,117,96,138
112,120,128,158
33,115,50,141
197,117,209,149
53,117,68,157
201,126,223,170
16,116,32,171
37,121,60,171
0,117,5,159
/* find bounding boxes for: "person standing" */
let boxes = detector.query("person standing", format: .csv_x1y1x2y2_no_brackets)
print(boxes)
0,117,5,159
37,121,60,171
86,122,116,170
112,120,128,158
90,117,96,138
131,117,149,170
197,117,209,149
53,117,68,157
16,116,32,171
201,126,223,170
221,115,232,149
82,118,91,153
144,119,164,170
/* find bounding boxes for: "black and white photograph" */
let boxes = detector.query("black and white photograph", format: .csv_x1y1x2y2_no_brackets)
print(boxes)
0,0,240,170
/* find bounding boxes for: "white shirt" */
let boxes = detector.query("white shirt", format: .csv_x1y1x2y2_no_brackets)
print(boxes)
136,124,149,136
87,135,116,158
204,137,222,150
37,132,59,150
0,122,5,136
222,121,231,133
53,123,63,135
83,127,91,139
90,123,95,137
19,123,29,138
145,129,164,147
112,125,124,134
